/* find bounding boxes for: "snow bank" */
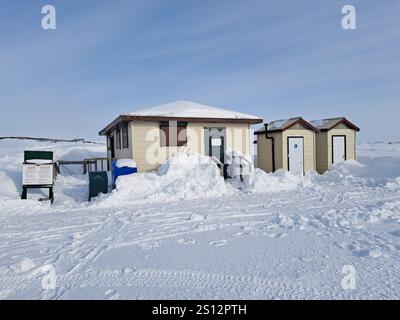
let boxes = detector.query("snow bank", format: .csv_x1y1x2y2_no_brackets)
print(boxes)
0,171,19,199
225,150,253,178
237,169,311,193
225,149,309,194
318,159,400,189
329,159,399,180
233,156,400,195
345,158,400,180
105,152,236,204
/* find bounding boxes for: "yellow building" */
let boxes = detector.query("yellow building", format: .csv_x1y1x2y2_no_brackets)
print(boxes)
255,117,318,175
310,117,360,173
99,100,263,172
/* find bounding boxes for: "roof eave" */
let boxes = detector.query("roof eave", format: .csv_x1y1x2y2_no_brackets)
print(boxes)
255,118,319,134
284,119,319,132
99,115,131,136
124,115,263,124
279,117,319,133
254,129,282,134
324,118,360,132
99,115,263,135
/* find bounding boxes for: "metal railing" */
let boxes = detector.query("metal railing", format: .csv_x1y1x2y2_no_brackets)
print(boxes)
83,157,111,174
57,158,111,174
237,155,254,175
230,154,254,182
211,156,224,177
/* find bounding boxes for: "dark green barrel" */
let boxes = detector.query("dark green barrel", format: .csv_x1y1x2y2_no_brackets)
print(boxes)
88,171,108,201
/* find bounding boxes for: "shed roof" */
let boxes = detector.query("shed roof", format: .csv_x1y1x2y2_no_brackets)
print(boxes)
254,117,318,134
99,100,263,135
309,117,360,131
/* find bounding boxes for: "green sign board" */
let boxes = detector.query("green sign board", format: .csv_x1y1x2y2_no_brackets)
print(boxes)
24,151,53,162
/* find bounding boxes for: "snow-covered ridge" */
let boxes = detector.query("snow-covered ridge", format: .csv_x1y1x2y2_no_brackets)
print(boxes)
126,100,262,120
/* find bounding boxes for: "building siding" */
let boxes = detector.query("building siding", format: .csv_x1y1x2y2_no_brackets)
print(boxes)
257,124,315,173
125,121,251,172
256,132,283,173
315,131,328,173
107,122,134,160
257,133,269,172
314,123,357,173
131,121,160,172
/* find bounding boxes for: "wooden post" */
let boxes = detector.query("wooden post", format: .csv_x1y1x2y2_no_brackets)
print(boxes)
49,187,54,204
21,186,27,200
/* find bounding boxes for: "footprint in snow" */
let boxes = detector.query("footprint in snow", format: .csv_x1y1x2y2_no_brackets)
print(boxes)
268,232,287,238
10,258,36,274
352,247,382,259
368,248,383,259
232,231,250,237
139,240,161,250
123,267,136,274
105,289,120,300
209,239,230,246
175,238,197,245
189,213,206,221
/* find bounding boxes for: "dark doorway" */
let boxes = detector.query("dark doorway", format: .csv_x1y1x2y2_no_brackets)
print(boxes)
109,136,115,159
205,128,226,164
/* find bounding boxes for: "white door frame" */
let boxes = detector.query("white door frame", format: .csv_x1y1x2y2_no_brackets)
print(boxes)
332,135,346,164
287,136,304,175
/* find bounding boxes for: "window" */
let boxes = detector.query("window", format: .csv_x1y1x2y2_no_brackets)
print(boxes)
116,129,121,149
122,124,129,149
160,121,187,147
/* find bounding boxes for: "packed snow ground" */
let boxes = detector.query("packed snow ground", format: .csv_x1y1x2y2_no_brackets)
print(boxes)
0,140,400,299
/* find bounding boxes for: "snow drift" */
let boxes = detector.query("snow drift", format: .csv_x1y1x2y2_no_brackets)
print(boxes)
0,171,19,199
315,159,400,189
103,152,236,204
225,150,311,194
239,168,311,193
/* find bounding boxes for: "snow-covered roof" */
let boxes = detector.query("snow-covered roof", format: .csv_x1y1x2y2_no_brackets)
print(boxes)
255,117,318,133
99,100,262,135
309,118,341,130
125,100,262,120
310,117,360,131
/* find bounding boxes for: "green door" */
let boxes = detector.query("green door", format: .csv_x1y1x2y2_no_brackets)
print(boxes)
205,128,226,164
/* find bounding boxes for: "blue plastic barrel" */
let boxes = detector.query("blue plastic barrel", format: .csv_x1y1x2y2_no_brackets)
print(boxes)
112,159,137,187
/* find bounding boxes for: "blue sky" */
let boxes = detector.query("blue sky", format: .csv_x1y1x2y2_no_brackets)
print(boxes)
0,0,399,141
